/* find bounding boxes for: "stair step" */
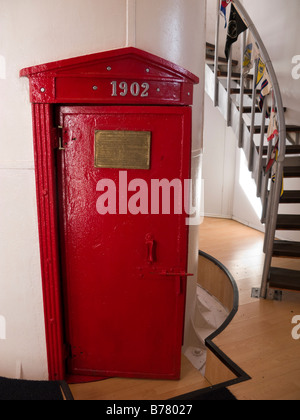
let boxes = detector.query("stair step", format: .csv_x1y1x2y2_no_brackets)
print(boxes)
286,126,300,133
217,70,253,80
249,125,300,135
242,106,287,114
248,125,268,134
277,214,300,230
283,145,300,154
283,166,300,178
206,42,216,52
206,53,239,67
269,267,300,291
239,106,265,114
280,190,300,204
273,240,300,258
205,42,239,66
230,88,261,95
263,165,300,178
259,145,300,156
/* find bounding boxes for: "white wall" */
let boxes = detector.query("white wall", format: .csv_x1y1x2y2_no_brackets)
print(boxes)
0,0,206,380
202,93,236,219
203,93,266,231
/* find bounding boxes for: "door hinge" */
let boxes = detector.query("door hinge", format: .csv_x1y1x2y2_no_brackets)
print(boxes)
52,126,65,150
153,270,194,296
63,343,72,360
58,126,66,150
51,127,59,149
158,270,194,277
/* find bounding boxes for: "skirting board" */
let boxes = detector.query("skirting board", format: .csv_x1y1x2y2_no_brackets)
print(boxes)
204,214,300,243
204,212,265,234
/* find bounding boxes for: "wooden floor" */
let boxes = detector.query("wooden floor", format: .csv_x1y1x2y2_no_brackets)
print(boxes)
70,217,300,400
199,217,300,401
70,355,210,401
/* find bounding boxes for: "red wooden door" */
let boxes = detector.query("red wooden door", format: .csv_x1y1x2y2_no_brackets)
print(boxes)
57,105,192,380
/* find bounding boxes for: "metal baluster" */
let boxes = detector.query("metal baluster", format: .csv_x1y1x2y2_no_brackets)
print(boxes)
248,58,259,171
227,47,233,126
263,92,275,253
257,97,268,198
238,31,247,148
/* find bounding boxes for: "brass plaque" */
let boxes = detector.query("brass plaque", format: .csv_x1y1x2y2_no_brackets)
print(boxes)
95,130,151,169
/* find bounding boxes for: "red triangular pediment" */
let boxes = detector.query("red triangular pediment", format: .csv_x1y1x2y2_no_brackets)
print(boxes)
20,47,199,84
20,47,199,105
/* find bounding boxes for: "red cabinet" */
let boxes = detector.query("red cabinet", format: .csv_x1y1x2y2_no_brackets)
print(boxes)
21,48,199,381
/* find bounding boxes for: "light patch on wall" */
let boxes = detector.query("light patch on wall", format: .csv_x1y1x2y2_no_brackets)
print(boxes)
0,315,6,339
239,149,263,219
16,360,23,379
126,0,136,47
0,55,6,80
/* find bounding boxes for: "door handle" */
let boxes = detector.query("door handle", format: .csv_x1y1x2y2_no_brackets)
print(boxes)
145,234,156,264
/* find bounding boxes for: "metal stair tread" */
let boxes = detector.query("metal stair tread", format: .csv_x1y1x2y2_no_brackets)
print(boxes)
283,166,300,178
269,267,300,291
280,190,300,204
217,70,253,80
205,42,239,65
206,42,216,51
248,125,300,134
258,144,300,156
281,125,300,132
230,87,261,95
206,53,239,67
239,106,287,114
273,240,300,258
263,164,300,178
276,214,300,230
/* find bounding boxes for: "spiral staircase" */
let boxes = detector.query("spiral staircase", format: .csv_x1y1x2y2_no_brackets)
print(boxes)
205,0,300,299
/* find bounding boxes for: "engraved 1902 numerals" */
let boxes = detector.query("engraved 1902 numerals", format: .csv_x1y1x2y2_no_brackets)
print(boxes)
111,81,150,98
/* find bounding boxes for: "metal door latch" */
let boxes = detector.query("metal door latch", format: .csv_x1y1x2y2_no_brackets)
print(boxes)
58,126,65,150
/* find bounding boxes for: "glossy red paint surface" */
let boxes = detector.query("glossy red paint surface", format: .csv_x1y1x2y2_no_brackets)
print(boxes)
57,106,191,380
20,47,199,105
20,48,199,381
31,104,65,380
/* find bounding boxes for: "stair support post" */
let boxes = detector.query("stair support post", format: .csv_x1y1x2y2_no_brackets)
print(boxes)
238,31,247,148
261,127,274,223
214,0,220,107
261,162,284,298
